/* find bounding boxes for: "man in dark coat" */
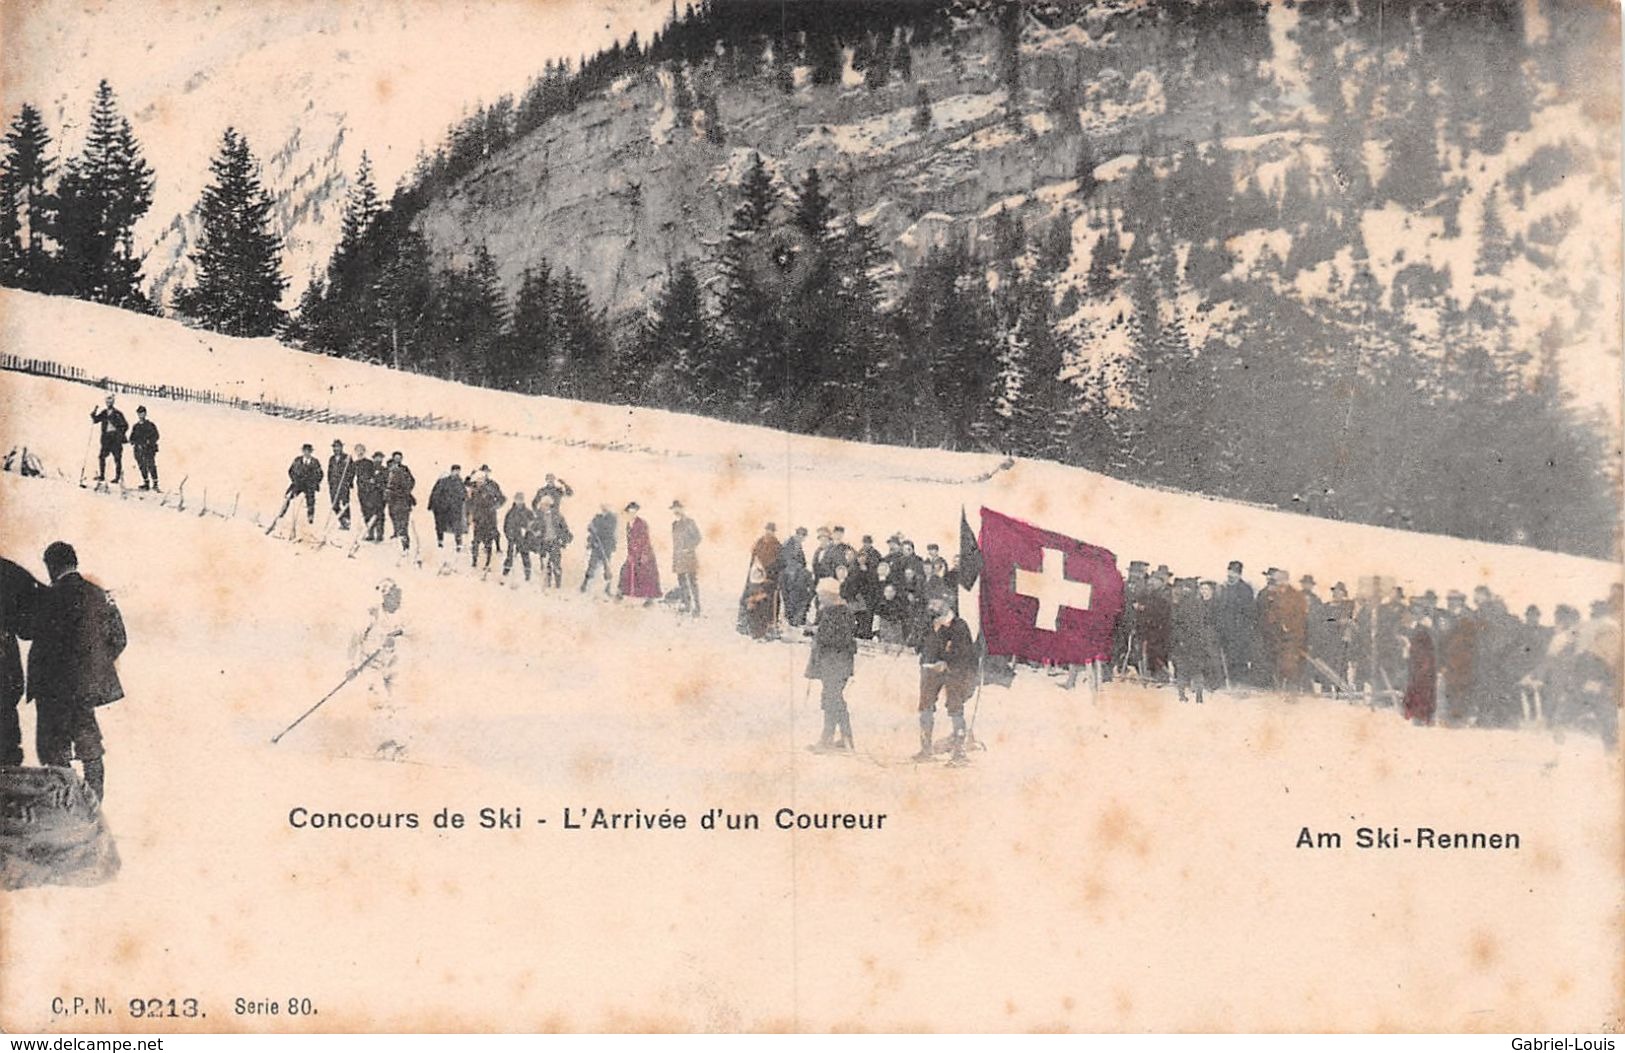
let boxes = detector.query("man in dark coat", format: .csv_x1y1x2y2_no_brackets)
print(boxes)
27,543,126,802
1139,566,1174,681
1113,560,1148,677
1401,611,1437,725
464,467,504,568
917,596,978,762
501,493,534,580
670,501,702,616
90,394,128,484
354,449,386,541
383,452,416,552
129,406,160,491
1172,579,1222,704
581,504,618,595
326,440,355,530
1256,567,1308,692
281,443,324,525
2,557,44,766
779,527,813,628
1214,560,1256,687
1437,591,1477,727
427,464,468,551
807,579,857,751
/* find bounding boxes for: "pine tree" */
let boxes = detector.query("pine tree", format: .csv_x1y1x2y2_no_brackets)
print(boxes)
0,103,57,290
55,81,155,308
1476,187,1512,276
894,35,914,81
713,153,784,416
310,153,385,355
463,245,510,387
1087,218,1122,296
1073,135,1099,198
174,128,287,336
508,262,557,394
631,260,710,407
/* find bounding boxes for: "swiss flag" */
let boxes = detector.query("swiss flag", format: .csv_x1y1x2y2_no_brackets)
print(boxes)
978,507,1125,666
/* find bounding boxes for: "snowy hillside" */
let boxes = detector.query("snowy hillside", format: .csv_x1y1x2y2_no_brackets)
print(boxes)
2,0,672,306
1,288,1620,1032
2,288,1612,611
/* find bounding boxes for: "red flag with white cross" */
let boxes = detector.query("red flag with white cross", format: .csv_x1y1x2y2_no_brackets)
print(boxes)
977,507,1125,666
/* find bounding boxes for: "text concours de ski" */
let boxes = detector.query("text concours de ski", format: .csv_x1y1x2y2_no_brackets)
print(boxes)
286,805,889,832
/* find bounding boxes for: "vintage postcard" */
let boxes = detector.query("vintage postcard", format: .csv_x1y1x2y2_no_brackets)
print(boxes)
1,0,1620,1035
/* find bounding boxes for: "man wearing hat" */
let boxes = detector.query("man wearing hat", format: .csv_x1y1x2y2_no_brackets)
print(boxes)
129,406,161,491
428,464,468,551
779,526,813,628
383,452,416,552
89,393,127,485
1256,567,1308,692
464,465,504,569
618,502,662,602
1438,590,1477,726
355,449,387,541
806,578,857,751
1215,560,1257,688
531,492,571,587
1139,565,1174,681
1114,560,1149,676
326,440,354,530
1299,575,1329,691
670,501,702,616
917,595,977,763
281,442,325,526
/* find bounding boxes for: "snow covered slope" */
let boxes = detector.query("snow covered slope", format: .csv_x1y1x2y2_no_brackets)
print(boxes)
2,287,1615,612
0,288,1619,1032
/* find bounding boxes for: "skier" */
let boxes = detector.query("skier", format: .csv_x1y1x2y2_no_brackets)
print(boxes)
465,466,505,569
427,464,467,551
327,440,355,530
281,443,325,526
353,578,406,760
916,595,976,763
128,407,160,491
617,502,661,604
383,452,416,552
581,504,618,595
1,556,43,766
806,578,856,752
355,449,386,541
670,500,702,616
501,493,534,580
89,394,128,485
28,542,127,802
531,495,571,589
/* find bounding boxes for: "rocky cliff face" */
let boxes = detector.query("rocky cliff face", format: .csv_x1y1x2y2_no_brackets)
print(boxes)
412,20,1133,315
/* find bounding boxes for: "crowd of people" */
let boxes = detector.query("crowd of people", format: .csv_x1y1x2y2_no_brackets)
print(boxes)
4,413,1617,800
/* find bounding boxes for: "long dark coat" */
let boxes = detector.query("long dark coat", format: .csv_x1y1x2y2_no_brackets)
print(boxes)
465,479,504,541
1172,590,1222,681
26,572,127,708
2,558,43,707
428,474,466,533
805,602,856,682
1402,625,1437,724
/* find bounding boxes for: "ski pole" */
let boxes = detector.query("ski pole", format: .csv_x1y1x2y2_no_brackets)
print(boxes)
270,631,401,744
79,422,97,486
